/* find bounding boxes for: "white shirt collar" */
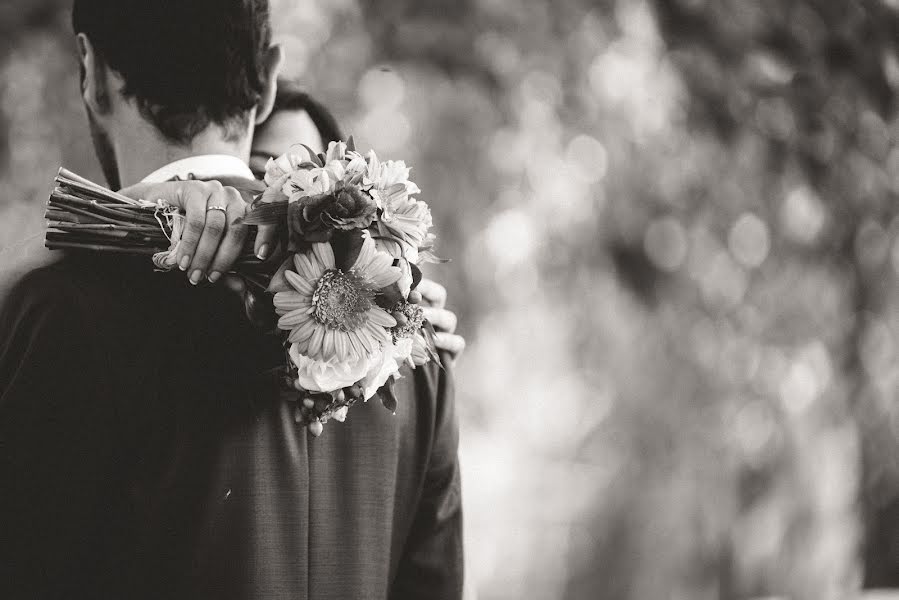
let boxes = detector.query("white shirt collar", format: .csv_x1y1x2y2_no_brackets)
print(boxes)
140,154,255,183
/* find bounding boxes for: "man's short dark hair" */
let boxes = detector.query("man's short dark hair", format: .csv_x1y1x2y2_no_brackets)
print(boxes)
72,0,272,144
260,78,344,144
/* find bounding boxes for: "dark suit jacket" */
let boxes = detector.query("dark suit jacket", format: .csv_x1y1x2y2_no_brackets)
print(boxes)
0,178,462,599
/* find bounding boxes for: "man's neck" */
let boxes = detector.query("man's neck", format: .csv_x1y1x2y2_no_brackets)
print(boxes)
113,118,253,188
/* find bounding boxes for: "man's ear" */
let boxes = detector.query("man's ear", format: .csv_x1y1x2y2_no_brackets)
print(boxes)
76,33,110,114
255,44,284,125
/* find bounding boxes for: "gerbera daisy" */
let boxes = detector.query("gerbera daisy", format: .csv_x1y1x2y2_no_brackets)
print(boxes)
273,236,401,363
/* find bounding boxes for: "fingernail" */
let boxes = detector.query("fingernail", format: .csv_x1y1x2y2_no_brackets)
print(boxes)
207,271,221,283
179,255,191,271
256,244,270,260
189,270,203,285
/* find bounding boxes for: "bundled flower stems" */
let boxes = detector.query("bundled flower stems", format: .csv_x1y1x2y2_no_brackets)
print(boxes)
46,168,169,255
45,139,443,436
46,168,271,291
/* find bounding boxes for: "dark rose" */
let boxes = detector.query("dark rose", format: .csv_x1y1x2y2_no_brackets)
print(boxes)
288,184,377,243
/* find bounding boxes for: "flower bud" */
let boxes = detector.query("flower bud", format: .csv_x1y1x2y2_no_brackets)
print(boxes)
303,398,315,409
393,312,408,326
336,389,346,403
408,290,422,304
308,420,324,437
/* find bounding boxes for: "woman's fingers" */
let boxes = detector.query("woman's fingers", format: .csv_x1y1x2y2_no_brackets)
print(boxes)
435,332,466,358
255,224,277,260
187,181,231,283
422,306,457,334
173,182,216,274
119,180,255,284
418,280,463,357
206,187,250,282
417,278,447,308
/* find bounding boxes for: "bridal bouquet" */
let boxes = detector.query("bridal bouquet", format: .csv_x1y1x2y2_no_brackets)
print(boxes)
46,139,442,436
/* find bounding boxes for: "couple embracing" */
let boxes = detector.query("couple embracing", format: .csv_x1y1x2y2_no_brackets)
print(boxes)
0,1,465,599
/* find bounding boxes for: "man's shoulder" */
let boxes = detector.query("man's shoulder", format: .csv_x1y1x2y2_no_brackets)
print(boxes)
8,254,134,298
2,254,164,329
3,258,88,315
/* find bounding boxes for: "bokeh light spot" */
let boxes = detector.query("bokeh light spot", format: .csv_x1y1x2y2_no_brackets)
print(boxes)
358,68,406,110
644,216,688,272
358,109,411,153
728,212,770,269
485,209,536,270
565,135,608,184
781,185,827,244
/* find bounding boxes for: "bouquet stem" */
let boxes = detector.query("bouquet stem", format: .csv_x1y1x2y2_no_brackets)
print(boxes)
46,169,173,255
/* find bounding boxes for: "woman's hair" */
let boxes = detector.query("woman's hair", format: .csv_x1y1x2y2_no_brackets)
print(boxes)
258,78,344,144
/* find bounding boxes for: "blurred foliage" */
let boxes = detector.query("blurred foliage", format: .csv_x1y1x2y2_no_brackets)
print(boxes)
2,0,899,599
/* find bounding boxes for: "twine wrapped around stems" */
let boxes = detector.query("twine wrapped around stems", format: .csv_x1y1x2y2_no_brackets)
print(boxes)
45,168,269,274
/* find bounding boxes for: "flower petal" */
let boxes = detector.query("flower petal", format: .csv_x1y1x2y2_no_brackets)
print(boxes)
367,264,402,289
312,242,335,270
366,248,395,274
274,291,311,313
323,330,336,361
291,331,311,354
288,318,318,344
278,308,313,329
352,236,376,271
354,329,374,354
307,324,325,360
285,269,315,295
366,308,397,328
346,331,363,360
294,252,322,280
335,332,349,362
366,322,391,345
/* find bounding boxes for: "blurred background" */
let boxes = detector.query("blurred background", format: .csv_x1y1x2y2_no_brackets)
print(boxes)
2,0,899,598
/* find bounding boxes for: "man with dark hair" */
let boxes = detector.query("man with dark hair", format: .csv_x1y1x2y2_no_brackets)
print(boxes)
72,0,278,191
0,1,463,598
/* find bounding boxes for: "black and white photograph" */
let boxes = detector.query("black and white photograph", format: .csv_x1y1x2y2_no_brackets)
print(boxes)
1,0,899,598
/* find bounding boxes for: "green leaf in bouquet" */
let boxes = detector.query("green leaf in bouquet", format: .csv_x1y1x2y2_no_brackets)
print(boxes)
410,262,423,290
375,281,405,309
417,233,450,264
346,136,356,152
331,229,366,272
242,285,277,331
300,144,325,167
239,200,288,226
416,249,451,264
266,255,296,294
421,321,444,370
378,377,397,413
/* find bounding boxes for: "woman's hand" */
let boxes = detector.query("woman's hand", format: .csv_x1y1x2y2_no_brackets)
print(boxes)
116,181,465,360
119,180,277,284
417,278,466,359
